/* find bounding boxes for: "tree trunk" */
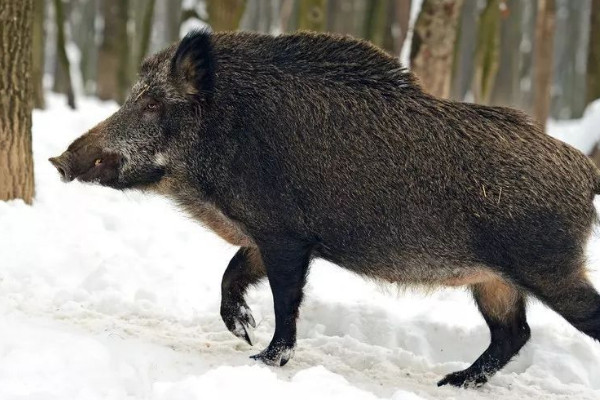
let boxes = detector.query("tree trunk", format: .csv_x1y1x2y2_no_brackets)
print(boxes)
166,0,182,42
532,0,556,130
490,0,523,108
97,0,129,104
450,0,478,101
0,0,35,204
590,143,600,167
327,0,366,37
297,0,327,31
134,0,156,69
207,0,246,31
52,0,76,109
587,0,600,105
363,0,387,49
550,0,591,119
32,0,45,109
472,0,501,104
395,0,412,56
410,0,465,98
72,0,99,95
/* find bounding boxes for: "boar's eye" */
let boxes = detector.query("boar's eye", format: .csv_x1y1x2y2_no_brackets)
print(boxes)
146,99,160,111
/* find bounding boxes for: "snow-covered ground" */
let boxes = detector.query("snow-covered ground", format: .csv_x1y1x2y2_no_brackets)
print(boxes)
1,94,600,400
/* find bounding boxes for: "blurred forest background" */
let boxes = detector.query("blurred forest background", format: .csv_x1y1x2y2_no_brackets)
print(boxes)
1,0,600,204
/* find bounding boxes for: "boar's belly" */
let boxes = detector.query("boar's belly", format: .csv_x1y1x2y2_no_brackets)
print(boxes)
186,202,255,247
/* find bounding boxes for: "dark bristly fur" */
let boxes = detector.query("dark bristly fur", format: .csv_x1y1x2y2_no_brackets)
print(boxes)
49,30,600,388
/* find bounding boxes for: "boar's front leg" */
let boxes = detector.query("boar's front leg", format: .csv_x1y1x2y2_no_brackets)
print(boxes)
250,241,312,366
221,247,266,345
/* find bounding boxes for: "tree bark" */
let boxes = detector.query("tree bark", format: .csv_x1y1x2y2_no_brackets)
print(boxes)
490,0,523,108
590,143,600,167
207,0,246,31
32,0,45,109
395,0,412,55
550,0,591,119
410,0,465,98
0,0,35,204
472,0,501,104
450,0,478,101
327,0,366,37
532,0,556,130
72,0,98,95
52,0,76,109
97,0,129,104
135,0,156,68
587,0,600,105
297,0,327,31
363,0,387,49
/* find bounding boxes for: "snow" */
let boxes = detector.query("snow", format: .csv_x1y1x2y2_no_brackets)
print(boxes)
548,98,600,154
0,93,599,399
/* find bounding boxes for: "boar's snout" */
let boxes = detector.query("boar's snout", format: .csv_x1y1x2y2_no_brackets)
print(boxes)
49,146,124,186
49,153,75,182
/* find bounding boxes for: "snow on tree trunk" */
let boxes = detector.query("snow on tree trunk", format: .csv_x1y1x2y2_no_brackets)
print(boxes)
410,0,464,98
0,0,35,204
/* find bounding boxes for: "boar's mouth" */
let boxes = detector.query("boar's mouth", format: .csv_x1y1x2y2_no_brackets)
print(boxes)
49,148,124,186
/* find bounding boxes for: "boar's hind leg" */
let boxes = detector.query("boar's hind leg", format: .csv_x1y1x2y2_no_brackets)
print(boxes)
250,242,312,367
524,269,600,342
221,247,266,345
438,278,530,388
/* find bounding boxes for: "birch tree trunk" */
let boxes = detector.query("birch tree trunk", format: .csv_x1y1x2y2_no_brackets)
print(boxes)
0,0,35,204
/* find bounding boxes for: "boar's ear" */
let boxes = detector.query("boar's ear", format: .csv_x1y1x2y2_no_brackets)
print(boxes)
171,30,215,100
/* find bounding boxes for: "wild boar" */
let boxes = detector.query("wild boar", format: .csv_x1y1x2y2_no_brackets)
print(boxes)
49,30,600,388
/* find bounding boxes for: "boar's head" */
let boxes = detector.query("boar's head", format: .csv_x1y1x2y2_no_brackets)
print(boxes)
49,31,215,190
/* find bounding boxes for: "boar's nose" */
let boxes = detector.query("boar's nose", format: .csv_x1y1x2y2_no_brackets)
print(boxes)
49,153,75,182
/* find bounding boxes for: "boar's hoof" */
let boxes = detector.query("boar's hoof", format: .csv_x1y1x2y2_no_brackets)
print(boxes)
437,370,488,388
221,303,256,346
250,342,295,367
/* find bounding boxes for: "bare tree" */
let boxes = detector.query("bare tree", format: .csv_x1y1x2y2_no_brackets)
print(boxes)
72,0,99,95
32,0,45,109
532,0,556,129
472,0,501,104
0,0,35,204
410,0,465,98
587,0,600,105
550,0,591,119
207,0,247,31
52,0,76,109
97,0,130,103
490,0,523,108
132,0,157,71
297,0,327,31
327,0,365,37
451,0,479,101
